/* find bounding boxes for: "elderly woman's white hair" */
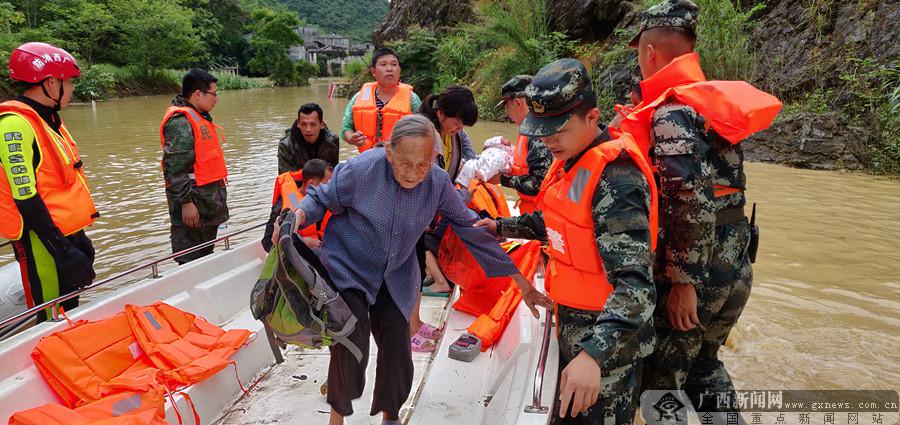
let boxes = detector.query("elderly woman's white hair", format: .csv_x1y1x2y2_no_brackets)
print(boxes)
387,114,441,156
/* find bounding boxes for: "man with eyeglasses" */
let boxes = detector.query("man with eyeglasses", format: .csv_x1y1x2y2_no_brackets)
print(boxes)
159,69,229,264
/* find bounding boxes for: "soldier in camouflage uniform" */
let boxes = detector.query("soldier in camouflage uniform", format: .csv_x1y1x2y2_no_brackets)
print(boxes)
161,70,229,264
496,75,553,207
629,0,753,414
477,59,657,425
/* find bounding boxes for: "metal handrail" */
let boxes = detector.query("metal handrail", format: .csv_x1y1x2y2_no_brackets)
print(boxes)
0,222,266,330
524,310,553,414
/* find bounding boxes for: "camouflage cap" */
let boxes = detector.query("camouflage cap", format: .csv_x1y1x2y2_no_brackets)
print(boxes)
519,58,594,137
628,0,700,47
495,75,533,108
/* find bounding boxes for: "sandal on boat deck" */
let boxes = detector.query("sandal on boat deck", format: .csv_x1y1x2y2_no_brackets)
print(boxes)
416,322,443,340
410,334,436,353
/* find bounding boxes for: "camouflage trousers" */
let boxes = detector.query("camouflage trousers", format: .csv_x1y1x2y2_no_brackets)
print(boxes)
642,219,753,412
552,306,645,425
170,224,218,265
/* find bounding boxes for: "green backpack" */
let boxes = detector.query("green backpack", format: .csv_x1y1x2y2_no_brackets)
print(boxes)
250,211,362,361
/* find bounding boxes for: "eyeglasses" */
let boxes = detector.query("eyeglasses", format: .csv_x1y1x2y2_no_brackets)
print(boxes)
202,90,218,97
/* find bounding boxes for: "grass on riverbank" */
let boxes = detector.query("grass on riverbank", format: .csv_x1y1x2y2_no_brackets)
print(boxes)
2,64,274,102
73,65,274,101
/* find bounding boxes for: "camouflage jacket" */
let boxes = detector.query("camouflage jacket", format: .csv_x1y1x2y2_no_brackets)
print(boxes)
162,95,228,227
500,135,553,196
277,125,340,174
651,102,746,287
496,134,656,368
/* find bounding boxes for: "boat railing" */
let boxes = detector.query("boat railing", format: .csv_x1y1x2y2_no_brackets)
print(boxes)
524,257,553,414
524,310,553,414
0,222,266,330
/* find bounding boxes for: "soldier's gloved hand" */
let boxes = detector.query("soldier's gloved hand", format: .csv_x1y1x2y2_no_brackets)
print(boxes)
56,246,96,290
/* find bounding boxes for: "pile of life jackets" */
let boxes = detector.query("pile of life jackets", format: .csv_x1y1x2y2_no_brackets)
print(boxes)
9,302,252,425
437,181,542,351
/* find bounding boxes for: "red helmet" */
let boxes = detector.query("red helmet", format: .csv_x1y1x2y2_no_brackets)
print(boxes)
8,42,81,83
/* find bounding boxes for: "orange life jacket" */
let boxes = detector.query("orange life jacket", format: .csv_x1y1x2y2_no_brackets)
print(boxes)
31,312,159,408
26,303,247,425
540,135,658,311
272,171,331,240
436,180,539,316
0,100,97,240
509,134,540,215
510,134,530,176
351,82,414,152
451,240,541,317
466,281,522,350
438,180,510,272
467,180,511,219
442,236,541,317
123,302,251,388
9,385,167,425
613,52,782,186
159,106,228,186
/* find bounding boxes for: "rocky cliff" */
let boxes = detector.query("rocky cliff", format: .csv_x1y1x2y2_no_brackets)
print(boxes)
372,0,476,46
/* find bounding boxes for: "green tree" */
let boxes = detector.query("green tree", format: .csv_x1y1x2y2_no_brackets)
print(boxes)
8,0,44,29
247,8,301,84
43,0,118,65
275,0,389,43
0,1,24,87
110,0,201,77
186,1,224,67
387,27,437,96
463,0,571,90
433,32,479,90
207,0,253,70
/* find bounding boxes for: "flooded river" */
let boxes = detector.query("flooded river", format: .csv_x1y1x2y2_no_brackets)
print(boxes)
1,83,897,393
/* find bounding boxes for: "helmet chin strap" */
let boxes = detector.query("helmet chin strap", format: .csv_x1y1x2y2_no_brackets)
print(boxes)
39,78,64,111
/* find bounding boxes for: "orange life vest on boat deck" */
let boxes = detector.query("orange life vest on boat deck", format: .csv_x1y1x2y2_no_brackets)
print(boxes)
443,237,541,317
159,106,228,186
509,134,540,215
124,302,251,388
23,303,248,425
466,281,522,350
540,135,658,311
8,385,167,425
0,100,97,240
272,171,331,240
437,180,516,315
351,82,414,152
612,53,781,197
31,312,159,407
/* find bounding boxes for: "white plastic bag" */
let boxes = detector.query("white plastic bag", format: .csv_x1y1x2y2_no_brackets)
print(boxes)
455,136,514,187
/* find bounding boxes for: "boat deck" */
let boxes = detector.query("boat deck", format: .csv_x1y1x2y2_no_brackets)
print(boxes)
216,295,451,425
